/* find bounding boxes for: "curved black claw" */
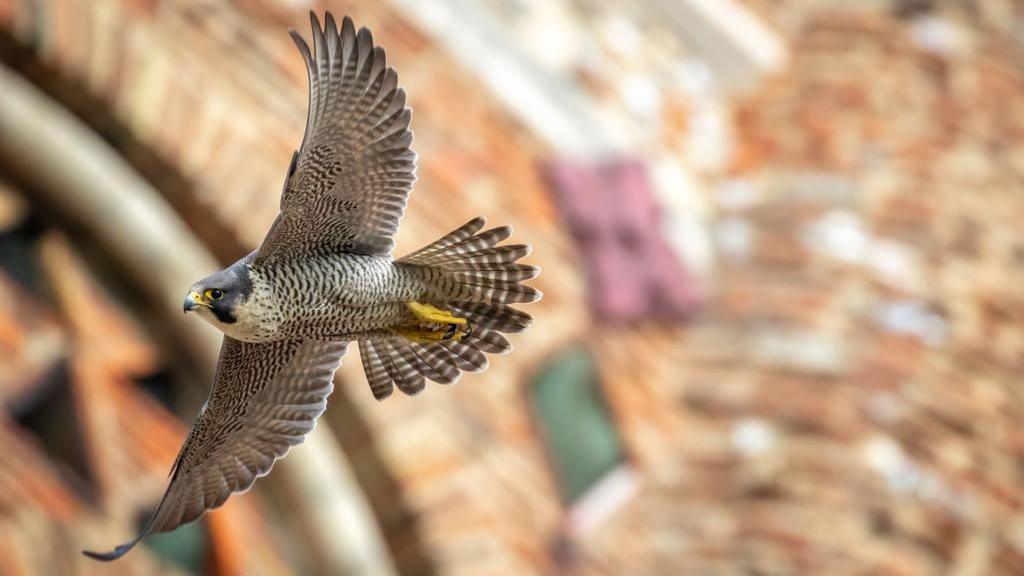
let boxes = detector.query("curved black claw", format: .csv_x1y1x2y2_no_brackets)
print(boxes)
441,322,472,342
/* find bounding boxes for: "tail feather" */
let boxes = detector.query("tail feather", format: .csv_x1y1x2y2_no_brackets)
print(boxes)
404,224,510,265
409,344,461,384
401,343,444,382
420,226,513,262
439,262,539,280
401,217,541,311
457,281,540,305
448,302,532,333
380,340,425,395
401,217,485,262
359,340,394,400
442,340,488,372
357,217,539,399
462,327,510,354
427,244,532,267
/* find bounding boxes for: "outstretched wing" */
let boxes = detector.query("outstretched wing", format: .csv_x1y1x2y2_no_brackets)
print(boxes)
83,337,348,561
256,12,417,264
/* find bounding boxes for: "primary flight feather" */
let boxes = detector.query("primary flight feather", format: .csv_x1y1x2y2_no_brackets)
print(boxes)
84,11,540,561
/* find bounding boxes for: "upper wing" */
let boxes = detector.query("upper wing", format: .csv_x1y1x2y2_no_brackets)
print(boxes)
256,12,417,264
83,337,348,561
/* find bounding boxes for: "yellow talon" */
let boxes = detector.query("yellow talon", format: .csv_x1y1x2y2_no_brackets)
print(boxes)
396,302,471,344
405,301,467,325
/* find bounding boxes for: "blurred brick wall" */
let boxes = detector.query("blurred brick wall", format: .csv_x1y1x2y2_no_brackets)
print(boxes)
671,5,1024,574
3,1,1024,575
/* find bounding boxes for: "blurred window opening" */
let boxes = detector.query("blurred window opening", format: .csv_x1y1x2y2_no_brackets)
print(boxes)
0,213,45,293
544,159,701,324
141,514,207,574
531,345,623,503
8,360,97,498
135,368,180,413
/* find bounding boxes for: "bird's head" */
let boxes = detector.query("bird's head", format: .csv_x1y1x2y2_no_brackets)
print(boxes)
183,264,252,326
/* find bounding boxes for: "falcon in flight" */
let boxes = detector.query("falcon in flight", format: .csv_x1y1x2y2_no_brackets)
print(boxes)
84,12,539,561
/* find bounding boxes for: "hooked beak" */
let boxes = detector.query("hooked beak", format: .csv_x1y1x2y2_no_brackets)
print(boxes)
184,291,207,313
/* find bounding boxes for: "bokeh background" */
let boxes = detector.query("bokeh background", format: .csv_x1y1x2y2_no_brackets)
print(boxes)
2,0,1024,574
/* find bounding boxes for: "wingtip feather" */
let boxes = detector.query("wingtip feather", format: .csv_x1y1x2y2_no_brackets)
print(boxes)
82,539,140,562
324,12,338,36
357,26,373,50
289,29,311,61
341,15,356,43
324,13,339,61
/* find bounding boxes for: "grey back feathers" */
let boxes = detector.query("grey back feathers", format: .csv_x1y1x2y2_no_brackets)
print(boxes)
257,12,417,264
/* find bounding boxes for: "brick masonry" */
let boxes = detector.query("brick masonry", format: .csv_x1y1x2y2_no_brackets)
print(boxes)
3,1,1024,575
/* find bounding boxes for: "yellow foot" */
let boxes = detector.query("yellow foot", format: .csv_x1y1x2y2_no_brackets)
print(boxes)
406,301,467,325
397,302,471,343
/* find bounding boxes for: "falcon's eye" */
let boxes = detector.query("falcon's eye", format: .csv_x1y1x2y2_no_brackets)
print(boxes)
207,289,224,301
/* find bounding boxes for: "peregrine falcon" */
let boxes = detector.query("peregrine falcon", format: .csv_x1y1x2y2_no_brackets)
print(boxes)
84,12,539,561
